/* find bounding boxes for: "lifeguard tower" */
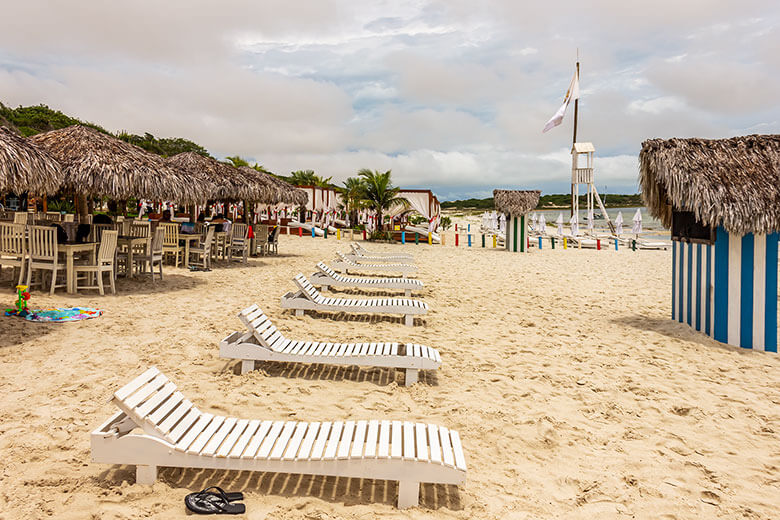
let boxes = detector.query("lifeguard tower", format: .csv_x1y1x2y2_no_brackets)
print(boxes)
571,142,613,232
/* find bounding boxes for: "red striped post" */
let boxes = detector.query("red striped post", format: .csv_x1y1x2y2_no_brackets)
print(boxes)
597,239,601,250
363,229,367,240
455,233,459,247
298,226,302,237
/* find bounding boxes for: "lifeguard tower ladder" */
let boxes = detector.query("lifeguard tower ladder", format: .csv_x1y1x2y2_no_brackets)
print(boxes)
571,142,614,234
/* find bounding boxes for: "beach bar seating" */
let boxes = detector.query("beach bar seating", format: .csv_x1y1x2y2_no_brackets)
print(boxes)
220,304,440,384
493,189,541,253
91,367,467,508
311,262,423,297
282,273,428,326
348,243,414,263
331,252,417,278
639,135,780,352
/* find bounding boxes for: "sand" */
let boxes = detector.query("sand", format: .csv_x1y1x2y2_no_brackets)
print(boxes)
1,232,779,519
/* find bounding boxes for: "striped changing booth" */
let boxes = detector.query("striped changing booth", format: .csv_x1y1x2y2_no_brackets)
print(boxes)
672,227,778,352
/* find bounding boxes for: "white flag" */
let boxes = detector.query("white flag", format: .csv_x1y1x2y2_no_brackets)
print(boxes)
542,69,580,133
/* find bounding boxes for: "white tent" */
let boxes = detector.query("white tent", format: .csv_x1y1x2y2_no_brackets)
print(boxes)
556,213,564,235
569,213,579,236
632,208,642,234
615,211,624,236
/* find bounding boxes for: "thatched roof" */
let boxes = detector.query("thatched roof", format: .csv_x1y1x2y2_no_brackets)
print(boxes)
167,152,254,202
30,125,205,202
639,135,780,235
0,126,64,195
493,189,541,215
238,166,308,206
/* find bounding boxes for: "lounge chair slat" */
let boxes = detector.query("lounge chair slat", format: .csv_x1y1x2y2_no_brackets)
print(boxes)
291,341,310,355
168,409,201,444
229,419,261,458
337,421,355,459
391,343,398,355
282,422,309,460
176,413,214,452
157,399,194,435
312,343,328,356
269,421,297,460
242,420,273,459
304,342,320,355
114,367,160,401
135,381,176,417
310,421,332,460
415,423,429,462
123,374,168,409
351,420,367,458
451,430,467,471
187,415,225,454
202,417,237,456
256,421,285,459
148,391,185,426
217,419,248,457
403,422,416,460
296,422,320,460
428,424,442,464
378,420,390,458
323,421,343,460
440,426,455,467
391,421,402,459
364,420,379,458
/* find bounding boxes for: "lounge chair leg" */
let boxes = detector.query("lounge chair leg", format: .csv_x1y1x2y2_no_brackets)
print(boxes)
240,360,254,375
295,309,304,317
136,464,157,485
321,285,328,292
404,315,413,327
405,289,411,297
405,369,418,386
397,480,419,509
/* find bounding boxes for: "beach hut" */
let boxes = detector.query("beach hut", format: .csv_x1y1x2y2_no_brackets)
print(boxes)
639,135,780,352
0,126,64,195
493,189,541,253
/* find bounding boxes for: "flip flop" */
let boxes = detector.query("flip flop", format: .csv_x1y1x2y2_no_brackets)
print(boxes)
199,486,243,502
185,488,245,515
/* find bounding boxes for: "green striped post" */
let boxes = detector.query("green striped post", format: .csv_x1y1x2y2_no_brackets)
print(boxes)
512,215,518,252
520,215,525,252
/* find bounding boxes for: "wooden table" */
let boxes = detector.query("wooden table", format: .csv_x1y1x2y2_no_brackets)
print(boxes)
117,236,149,278
179,234,201,266
59,242,97,294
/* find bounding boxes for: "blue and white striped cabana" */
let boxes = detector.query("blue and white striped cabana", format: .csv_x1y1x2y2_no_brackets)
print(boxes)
640,135,780,352
493,189,541,253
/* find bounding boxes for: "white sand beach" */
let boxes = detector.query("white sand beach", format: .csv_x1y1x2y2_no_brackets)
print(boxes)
1,234,779,519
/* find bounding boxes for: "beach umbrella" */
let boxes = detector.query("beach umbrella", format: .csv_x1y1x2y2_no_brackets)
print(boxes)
0,126,64,195
615,211,624,235
632,208,642,234
30,125,206,204
531,213,538,230
556,213,564,235
569,213,579,236
539,214,546,233
587,208,595,233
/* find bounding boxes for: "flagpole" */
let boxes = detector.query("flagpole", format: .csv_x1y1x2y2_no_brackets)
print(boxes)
570,58,579,217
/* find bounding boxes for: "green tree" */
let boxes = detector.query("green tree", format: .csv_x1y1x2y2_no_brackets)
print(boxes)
357,168,407,231
339,176,367,227
290,170,332,187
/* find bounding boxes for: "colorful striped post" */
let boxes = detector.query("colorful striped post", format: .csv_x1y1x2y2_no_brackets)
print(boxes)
551,237,555,249
428,232,432,245
563,237,567,249
468,234,472,247
492,235,497,248
632,239,636,251
311,227,315,238
324,228,328,239
482,234,485,248
455,233,459,247
415,232,419,245
614,238,619,251
467,224,471,233
672,229,778,351
538,236,542,249
596,239,601,250
363,229,367,240
401,231,406,244
298,226,302,237
337,229,340,240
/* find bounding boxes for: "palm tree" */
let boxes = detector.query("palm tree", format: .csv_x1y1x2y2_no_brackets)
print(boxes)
339,176,366,227
290,170,332,188
357,168,408,231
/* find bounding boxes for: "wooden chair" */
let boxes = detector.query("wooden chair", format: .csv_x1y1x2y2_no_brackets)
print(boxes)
91,224,113,243
13,212,27,224
45,211,62,222
254,224,268,256
133,227,164,282
63,214,75,223
268,225,279,255
26,225,65,294
0,223,27,285
228,223,249,263
160,223,183,267
188,227,214,270
74,230,117,295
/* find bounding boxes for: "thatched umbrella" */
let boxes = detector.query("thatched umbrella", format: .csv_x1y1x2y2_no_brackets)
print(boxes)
639,134,780,235
167,152,254,202
30,125,206,204
493,189,541,215
237,166,308,206
0,126,64,195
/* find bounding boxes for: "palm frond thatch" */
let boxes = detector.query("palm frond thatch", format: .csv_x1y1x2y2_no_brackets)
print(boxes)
0,126,64,195
30,125,206,203
237,166,307,206
639,134,780,235
493,189,541,215
167,152,247,201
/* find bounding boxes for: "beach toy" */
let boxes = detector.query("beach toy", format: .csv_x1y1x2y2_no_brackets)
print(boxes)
5,284,31,317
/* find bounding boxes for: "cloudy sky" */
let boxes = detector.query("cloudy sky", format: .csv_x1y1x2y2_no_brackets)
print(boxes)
1,1,778,200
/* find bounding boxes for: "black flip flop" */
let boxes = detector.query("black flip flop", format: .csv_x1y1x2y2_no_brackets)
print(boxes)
185,488,245,515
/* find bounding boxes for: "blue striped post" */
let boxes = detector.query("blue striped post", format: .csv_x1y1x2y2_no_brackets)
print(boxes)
538,236,542,249
311,227,315,238
415,232,419,245
402,231,405,244
468,234,471,247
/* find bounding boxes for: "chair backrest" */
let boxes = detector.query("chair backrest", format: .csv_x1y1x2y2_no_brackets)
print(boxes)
202,226,215,251
254,224,268,244
336,251,355,265
293,273,323,303
28,225,58,260
193,222,205,235
316,261,340,279
269,225,279,243
232,223,248,242
0,223,26,256
63,214,75,222
129,221,150,238
45,212,61,222
92,223,113,242
151,227,165,254
13,212,27,224
98,230,118,263
160,223,179,245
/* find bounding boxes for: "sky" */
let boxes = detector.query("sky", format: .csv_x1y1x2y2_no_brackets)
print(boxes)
1,1,778,200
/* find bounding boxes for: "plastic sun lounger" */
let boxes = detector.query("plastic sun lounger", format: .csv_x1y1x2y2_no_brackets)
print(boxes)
281,273,428,327
219,304,440,385
350,243,414,262
331,252,418,278
310,262,423,297
91,367,466,509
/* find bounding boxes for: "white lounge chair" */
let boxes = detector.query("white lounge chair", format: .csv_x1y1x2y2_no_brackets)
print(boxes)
352,242,413,260
331,252,417,278
281,273,428,327
348,243,414,263
220,304,440,385
91,367,467,508
310,262,423,297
